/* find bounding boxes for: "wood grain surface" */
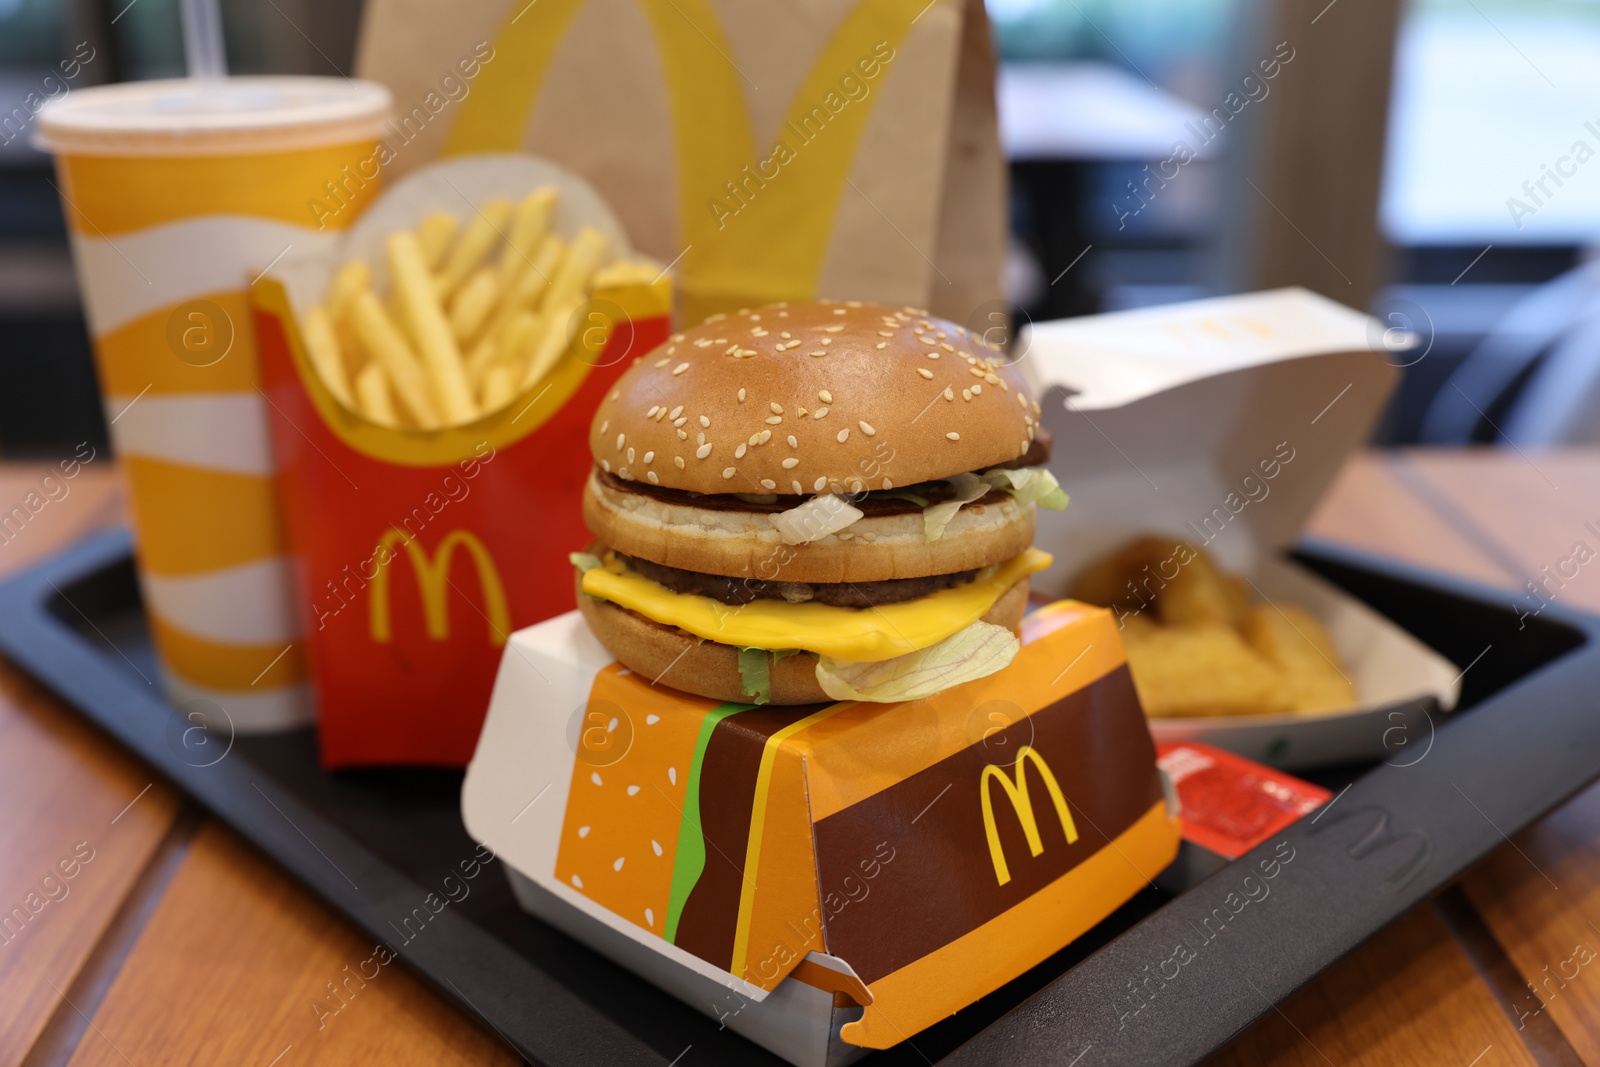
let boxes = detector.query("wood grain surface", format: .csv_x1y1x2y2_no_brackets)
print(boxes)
3,451,1600,1066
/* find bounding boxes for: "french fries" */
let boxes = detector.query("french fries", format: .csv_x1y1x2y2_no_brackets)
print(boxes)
297,184,662,429
1071,537,1356,718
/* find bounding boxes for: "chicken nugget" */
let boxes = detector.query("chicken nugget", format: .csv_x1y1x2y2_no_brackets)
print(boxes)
1241,604,1355,714
1121,621,1291,718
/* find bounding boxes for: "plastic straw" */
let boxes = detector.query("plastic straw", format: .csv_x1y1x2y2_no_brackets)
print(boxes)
180,0,228,80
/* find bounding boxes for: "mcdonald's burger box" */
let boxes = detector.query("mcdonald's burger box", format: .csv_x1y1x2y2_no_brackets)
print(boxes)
462,600,1181,1066
1021,287,1461,770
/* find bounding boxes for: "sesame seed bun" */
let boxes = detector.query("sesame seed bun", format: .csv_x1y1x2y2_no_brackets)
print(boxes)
575,574,1032,705
582,469,1035,582
589,300,1041,496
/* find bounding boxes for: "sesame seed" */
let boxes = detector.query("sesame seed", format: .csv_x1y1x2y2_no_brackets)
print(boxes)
944,387,954,401
963,389,972,401
970,367,985,378
927,352,940,359
759,429,772,444
696,431,706,445
918,368,934,379
749,432,761,446
627,447,636,462
920,336,936,345
947,432,961,441
882,478,894,489
814,406,829,419
647,471,659,484
673,362,690,375
814,476,828,491
670,406,684,419
770,402,783,414
797,406,808,417
735,443,748,459
787,435,798,447
972,384,983,395
875,342,887,349
761,478,778,489
837,428,850,443
699,415,710,427
600,420,609,434
941,342,954,351
677,429,688,440
820,338,831,346
616,433,626,451
858,421,876,436
849,479,863,493
696,443,712,459
618,467,631,479
810,350,826,357
675,456,686,469
985,373,1000,386
723,467,736,479
1016,393,1027,407
878,331,894,337
600,459,611,472
825,325,844,333
610,389,620,401
782,457,799,469
738,388,746,402
765,415,783,425
654,358,670,368
833,308,846,315
781,330,791,339
792,480,804,494
646,405,660,418
819,390,833,403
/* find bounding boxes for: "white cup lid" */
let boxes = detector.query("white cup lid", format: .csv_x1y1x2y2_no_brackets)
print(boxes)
36,76,393,156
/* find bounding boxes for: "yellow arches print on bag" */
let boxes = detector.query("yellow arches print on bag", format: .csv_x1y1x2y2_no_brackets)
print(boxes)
38,78,393,731
444,0,929,324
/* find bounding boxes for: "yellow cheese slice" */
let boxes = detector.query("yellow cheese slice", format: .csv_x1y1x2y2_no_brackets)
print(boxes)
582,548,1053,663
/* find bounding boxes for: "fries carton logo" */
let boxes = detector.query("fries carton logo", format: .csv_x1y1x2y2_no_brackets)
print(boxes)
369,527,510,646
980,746,1080,886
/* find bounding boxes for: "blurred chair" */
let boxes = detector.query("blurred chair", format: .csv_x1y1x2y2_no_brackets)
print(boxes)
1418,260,1600,445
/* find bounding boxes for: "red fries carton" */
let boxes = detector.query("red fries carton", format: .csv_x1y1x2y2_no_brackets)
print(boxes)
254,155,671,767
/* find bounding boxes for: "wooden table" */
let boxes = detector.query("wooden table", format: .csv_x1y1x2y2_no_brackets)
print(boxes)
2,449,1598,1066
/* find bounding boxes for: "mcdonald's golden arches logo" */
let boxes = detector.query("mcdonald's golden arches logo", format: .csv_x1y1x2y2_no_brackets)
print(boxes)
369,528,510,646
980,746,1080,887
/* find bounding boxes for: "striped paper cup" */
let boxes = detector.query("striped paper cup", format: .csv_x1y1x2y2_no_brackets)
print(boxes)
38,77,392,731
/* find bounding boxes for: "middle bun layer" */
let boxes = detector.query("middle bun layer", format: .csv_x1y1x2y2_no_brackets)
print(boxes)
582,469,1035,583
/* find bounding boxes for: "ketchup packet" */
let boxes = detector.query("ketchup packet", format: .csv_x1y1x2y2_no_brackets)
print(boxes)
1157,742,1330,859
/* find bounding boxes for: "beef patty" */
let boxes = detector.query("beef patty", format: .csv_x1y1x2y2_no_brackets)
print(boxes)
617,552,980,609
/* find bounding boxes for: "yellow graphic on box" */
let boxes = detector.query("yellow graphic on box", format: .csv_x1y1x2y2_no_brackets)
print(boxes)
369,527,510,645
446,0,932,321
980,746,1080,886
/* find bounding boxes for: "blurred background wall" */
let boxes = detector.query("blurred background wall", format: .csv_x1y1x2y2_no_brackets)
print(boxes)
3,0,1600,455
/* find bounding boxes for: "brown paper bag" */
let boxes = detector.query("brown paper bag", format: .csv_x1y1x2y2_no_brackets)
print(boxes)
354,0,1004,326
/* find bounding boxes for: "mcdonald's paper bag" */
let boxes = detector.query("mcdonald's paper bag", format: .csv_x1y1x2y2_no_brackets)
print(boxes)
254,155,672,768
353,0,1005,327
462,600,1180,1064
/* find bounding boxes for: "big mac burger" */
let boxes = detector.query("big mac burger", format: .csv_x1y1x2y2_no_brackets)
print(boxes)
570,300,1066,705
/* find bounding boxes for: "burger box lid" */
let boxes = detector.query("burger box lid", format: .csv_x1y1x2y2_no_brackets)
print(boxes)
1019,287,1461,768
461,601,1181,1066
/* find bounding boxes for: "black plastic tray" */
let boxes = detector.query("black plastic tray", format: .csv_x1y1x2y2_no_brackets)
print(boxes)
1,527,1596,1066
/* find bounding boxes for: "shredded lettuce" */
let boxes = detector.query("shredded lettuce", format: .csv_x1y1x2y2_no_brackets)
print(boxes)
983,467,1069,511
922,467,1068,542
922,473,989,542
772,494,864,545
815,620,1020,703
737,647,802,705
569,552,604,573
